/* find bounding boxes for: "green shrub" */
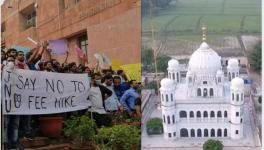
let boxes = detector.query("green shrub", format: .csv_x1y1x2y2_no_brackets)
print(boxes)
203,139,223,150
97,125,140,150
64,115,97,147
146,118,163,135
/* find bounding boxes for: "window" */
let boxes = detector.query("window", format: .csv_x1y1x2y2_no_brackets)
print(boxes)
210,88,213,96
210,111,215,118
163,115,165,123
191,129,195,137
236,112,239,117
190,111,194,118
235,130,239,134
173,132,176,137
203,81,207,84
180,128,188,137
203,88,208,97
236,94,239,101
172,73,175,80
217,129,222,137
203,111,208,118
172,115,175,123
197,88,201,96
204,129,208,137
177,73,179,82
179,111,187,118
241,118,243,123
224,111,228,118
211,129,215,137
162,94,164,101
168,133,171,137
197,111,201,118
167,116,170,124
224,129,227,137
166,95,169,102
197,129,202,137
217,111,222,118
232,93,234,100
241,93,243,101
78,34,88,56
171,94,173,102
20,4,36,30
229,72,231,81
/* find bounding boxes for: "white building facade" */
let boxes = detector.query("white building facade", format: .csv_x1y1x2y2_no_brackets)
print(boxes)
160,42,244,140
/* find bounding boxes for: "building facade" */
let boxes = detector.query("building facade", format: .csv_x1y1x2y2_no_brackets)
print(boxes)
160,41,245,140
1,0,140,65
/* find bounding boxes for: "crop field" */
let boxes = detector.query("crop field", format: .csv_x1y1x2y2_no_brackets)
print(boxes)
142,0,261,56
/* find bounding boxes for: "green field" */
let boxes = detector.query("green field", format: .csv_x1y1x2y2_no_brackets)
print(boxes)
142,0,261,34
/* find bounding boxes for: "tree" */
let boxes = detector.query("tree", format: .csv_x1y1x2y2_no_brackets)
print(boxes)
157,54,171,73
203,139,223,150
249,42,261,73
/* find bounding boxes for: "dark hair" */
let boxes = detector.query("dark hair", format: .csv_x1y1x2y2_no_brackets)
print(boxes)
7,48,17,53
25,51,33,61
44,61,52,67
104,74,113,80
117,70,123,75
129,80,136,85
17,51,24,54
68,62,76,69
113,76,121,81
91,73,101,80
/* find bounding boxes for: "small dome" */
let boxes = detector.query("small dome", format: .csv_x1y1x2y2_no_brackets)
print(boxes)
216,70,224,75
231,77,244,88
160,78,174,89
188,42,221,75
168,59,179,69
228,58,239,68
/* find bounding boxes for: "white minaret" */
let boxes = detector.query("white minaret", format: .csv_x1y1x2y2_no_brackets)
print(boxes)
167,59,180,84
160,78,177,140
230,77,244,139
227,58,239,81
216,70,224,97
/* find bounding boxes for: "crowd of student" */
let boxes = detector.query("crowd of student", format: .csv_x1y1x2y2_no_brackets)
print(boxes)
1,41,141,150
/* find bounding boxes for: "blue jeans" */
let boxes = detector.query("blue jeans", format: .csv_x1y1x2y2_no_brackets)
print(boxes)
4,115,20,144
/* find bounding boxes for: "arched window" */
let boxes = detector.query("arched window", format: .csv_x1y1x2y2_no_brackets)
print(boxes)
180,128,188,137
163,115,165,123
232,72,235,78
203,88,208,97
167,116,170,124
241,93,243,101
173,132,176,137
168,133,171,137
232,93,234,100
224,111,228,118
228,72,231,81
240,118,243,123
180,111,187,118
203,111,208,118
224,129,227,137
190,111,194,118
197,88,201,96
171,94,173,102
166,94,169,102
210,88,214,97
204,129,208,137
236,94,239,101
177,73,179,82
197,129,202,137
197,111,201,118
217,111,222,118
162,94,164,101
173,73,175,80
191,129,195,137
217,129,222,137
210,111,215,118
211,129,215,137
172,115,175,123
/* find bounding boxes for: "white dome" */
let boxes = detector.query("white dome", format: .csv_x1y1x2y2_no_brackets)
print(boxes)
188,42,221,75
231,77,244,88
228,58,239,68
168,59,179,69
160,78,174,89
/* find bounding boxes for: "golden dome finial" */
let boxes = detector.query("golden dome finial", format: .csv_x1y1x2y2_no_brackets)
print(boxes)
202,25,207,42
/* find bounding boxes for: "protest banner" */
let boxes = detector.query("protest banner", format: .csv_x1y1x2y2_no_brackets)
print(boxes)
111,59,122,71
49,39,68,55
120,63,141,82
1,68,91,115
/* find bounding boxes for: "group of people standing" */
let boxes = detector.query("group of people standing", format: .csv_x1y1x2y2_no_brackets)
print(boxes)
1,41,141,150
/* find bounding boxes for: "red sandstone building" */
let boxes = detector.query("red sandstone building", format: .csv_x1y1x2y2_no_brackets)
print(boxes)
1,0,140,65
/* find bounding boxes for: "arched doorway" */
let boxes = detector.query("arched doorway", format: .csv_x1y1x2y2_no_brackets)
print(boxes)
197,129,202,137
197,88,201,96
217,129,222,137
203,88,208,97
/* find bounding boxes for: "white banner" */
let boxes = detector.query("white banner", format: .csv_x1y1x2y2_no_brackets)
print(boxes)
1,68,91,115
